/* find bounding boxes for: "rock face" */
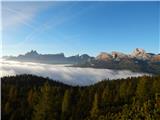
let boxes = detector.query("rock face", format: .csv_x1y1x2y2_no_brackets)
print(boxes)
96,48,159,62
96,52,128,61
111,51,127,59
96,52,112,61
151,55,160,62
131,48,151,60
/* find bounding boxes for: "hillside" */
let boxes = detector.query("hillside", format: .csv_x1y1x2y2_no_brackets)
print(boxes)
2,74,160,120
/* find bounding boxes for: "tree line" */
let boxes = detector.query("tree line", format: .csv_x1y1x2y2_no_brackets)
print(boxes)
2,74,160,120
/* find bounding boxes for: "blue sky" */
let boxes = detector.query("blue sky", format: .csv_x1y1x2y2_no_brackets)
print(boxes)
2,1,160,56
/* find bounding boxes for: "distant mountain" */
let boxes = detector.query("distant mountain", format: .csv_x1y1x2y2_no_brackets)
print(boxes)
3,50,94,64
3,48,160,74
130,48,152,60
96,52,112,61
75,48,160,74
95,48,159,61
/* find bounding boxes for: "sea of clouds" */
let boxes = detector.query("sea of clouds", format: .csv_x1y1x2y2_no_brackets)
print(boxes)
0,59,148,86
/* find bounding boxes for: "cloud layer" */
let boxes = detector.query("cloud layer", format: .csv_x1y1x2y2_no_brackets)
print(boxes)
1,60,148,86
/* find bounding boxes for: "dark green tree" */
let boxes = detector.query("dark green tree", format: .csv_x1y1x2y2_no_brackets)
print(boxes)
90,93,99,119
32,82,55,120
61,89,71,120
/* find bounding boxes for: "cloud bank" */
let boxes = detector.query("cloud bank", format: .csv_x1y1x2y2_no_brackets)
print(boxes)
1,60,148,86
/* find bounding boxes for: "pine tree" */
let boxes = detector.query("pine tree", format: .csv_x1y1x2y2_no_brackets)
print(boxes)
136,77,147,101
101,85,111,111
61,89,71,120
32,82,55,120
27,89,34,106
90,93,99,119
119,82,127,99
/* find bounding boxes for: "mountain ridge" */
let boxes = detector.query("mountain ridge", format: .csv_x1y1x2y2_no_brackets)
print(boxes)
3,50,94,64
3,48,159,61
3,48,160,74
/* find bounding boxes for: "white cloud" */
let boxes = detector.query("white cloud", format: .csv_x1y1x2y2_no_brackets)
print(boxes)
1,59,149,86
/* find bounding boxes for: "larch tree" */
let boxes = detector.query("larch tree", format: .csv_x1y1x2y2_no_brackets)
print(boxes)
32,82,55,120
90,93,99,119
61,89,71,120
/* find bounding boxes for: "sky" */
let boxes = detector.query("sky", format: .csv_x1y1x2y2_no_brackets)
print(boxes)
1,1,160,57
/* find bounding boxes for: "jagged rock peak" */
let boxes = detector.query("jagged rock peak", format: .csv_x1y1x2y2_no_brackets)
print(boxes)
131,48,151,60
132,48,146,56
96,52,112,60
111,51,127,59
25,50,39,56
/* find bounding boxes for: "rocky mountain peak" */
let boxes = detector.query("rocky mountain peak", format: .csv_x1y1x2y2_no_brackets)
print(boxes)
96,52,112,61
131,48,151,60
111,51,127,59
132,48,146,56
24,50,39,57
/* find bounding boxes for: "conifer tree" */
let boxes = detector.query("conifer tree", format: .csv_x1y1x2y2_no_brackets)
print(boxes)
136,77,147,101
32,82,55,120
61,89,71,120
90,93,99,119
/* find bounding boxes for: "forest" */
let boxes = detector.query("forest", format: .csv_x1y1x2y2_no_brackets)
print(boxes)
1,74,160,120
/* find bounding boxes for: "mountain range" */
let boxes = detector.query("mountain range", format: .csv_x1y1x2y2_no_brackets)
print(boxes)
3,50,94,64
75,48,160,74
3,48,160,74
96,48,160,61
